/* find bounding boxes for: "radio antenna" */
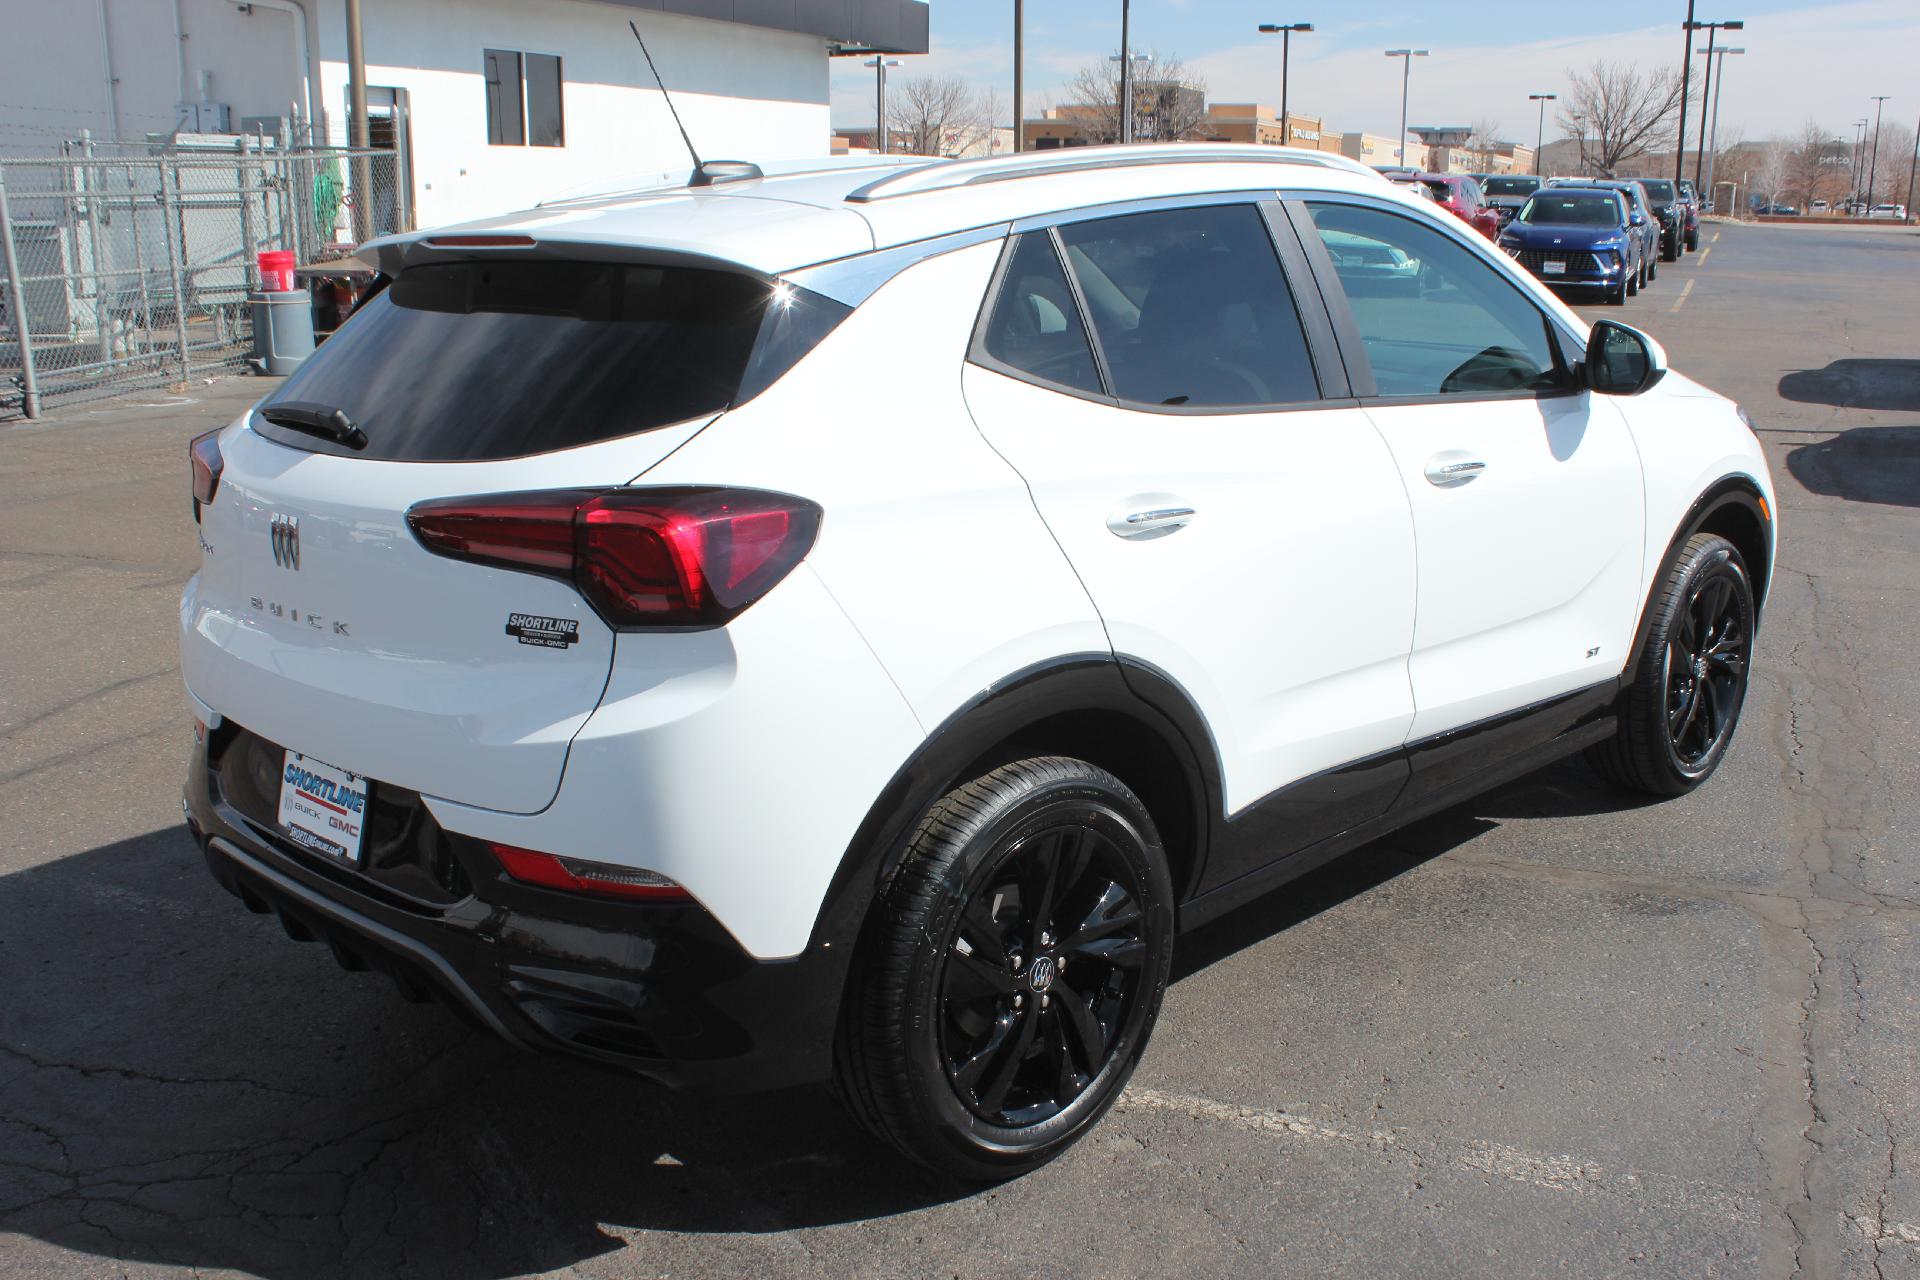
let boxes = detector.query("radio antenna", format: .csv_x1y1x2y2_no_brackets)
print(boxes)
629,21,703,170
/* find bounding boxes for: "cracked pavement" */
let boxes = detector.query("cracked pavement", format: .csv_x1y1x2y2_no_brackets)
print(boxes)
2,220,1916,1278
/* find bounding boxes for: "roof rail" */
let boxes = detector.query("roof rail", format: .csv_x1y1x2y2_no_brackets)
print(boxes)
539,154,923,208
844,143,1382,203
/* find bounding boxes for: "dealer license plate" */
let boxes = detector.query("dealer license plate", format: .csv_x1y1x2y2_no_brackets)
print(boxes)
1541,259,1568,275
277,751,368,864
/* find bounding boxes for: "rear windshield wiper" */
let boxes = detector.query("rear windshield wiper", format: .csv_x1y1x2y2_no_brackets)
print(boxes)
258,401,368,450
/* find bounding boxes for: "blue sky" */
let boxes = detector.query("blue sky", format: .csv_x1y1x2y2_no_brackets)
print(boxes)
830,0,1918,146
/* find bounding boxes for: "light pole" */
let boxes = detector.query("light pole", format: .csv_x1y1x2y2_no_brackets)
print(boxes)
1689,20,1742,190
1674,0,1697,189
1109,52,1147,143
1529,93,1556,176
1384,49,1429,165
1698,45,1742,204
1865,95,1890,210
1258,22,1313,145
865,56,901,154
1852,119,1869,209
1013,1,1024,152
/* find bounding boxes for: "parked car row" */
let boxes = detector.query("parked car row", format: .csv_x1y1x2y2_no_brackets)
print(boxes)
1487,174,1705,306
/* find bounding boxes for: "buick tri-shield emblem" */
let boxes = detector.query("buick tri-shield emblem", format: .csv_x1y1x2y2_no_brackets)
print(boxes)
270,513,300,570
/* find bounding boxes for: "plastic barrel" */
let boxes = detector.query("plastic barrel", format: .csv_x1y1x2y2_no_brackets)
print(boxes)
249,290,315,376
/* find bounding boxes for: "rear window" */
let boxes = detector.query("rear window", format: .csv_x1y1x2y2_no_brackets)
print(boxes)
1482,177,1540,196
256,259,849,461
1640,180,1676,202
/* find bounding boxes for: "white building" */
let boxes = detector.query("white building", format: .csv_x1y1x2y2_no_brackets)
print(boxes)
2,0,929,228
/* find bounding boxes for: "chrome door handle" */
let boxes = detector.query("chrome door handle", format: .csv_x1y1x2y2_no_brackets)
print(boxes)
1423,457,1487,488
1106,506,1196,539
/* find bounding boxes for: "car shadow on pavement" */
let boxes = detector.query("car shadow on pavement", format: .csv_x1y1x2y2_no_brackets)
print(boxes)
1172,756,1654,982
1784,424,1920,508
0,826,964,1280
3,758,1654,1277
1777,357,1920,412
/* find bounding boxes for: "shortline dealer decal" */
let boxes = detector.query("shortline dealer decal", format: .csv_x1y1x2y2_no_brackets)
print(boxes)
506,613,581,648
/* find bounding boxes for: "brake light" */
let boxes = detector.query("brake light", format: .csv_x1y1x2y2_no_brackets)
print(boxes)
488,842,690,901
421,233,537,248
405,487,821,629
189,428,223,521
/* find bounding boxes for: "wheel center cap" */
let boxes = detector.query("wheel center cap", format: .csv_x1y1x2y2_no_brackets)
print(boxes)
1027,954,1058,993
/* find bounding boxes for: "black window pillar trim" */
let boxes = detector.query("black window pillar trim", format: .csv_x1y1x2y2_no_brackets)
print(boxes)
1282,196,1379,398
1044,225,1118,399
1260,200,1350,399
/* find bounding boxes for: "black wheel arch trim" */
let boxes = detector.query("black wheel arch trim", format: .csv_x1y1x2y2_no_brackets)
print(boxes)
1625,475,1773,677
805,655,1222,995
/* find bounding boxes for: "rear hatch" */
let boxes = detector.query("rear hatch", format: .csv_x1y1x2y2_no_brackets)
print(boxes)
182,254,848,813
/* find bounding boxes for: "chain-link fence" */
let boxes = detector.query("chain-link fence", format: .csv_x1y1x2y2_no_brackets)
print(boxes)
1,138,407,418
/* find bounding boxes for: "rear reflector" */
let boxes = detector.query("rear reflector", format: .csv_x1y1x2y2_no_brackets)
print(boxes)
406,487,821,629
189,428,223,521
488,842,690,901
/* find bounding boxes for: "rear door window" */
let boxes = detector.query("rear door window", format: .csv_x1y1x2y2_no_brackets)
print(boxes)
256,260,848,461
1055,203,1320,408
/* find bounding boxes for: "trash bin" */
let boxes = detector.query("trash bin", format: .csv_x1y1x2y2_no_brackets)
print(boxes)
249,289,315,376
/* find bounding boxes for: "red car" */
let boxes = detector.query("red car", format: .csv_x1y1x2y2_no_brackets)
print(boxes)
1389,172,1502,241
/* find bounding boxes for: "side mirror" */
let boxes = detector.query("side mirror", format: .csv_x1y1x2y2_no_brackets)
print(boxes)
1629,212,1647,226
1583,320,1668,396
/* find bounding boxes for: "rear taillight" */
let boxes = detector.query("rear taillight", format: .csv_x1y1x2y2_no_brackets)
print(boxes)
189,428,223,521
405,487,821,629
488,842,691,902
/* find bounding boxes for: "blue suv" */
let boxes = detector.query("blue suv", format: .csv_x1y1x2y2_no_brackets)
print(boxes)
1498,187,1642,304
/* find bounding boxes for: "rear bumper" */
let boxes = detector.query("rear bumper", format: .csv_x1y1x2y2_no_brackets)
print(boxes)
183,731,845,1093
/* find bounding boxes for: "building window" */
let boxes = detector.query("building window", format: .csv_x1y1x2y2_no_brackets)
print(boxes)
526,54,564,147
484,48,564,148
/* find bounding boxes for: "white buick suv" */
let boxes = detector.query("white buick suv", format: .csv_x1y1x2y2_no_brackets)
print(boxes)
181,144,1774,1180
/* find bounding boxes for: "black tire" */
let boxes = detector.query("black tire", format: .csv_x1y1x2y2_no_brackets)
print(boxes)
1588,533,1756,795
835,757,1176,1181
1686,228,1700,251
1646,251,1658,282
1626,260,1640,297
1608,275,1628,305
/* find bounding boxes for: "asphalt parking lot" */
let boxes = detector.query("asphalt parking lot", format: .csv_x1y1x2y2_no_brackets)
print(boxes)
2,219,1917,1280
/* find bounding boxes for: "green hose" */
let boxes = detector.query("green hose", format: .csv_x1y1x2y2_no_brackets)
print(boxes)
312,159,344,240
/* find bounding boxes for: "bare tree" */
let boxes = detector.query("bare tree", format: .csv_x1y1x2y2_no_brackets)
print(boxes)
887,75,991,157
1556,60,1689,176
1871,119,1915,211
1785,119,1855,209
1751,139,1790,211
1063,50,1209,145
1464,117,1505,171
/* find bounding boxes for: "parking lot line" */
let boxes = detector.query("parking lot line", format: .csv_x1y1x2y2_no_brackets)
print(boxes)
1669,278,1697,313
1119,1087,1765,1225
1698,245,1712,263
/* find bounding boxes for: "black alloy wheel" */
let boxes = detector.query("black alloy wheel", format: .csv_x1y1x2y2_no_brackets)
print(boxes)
836,757,1174,1181
1662,568,1751,774
940,822,1148,1128
1590,532,1757,794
